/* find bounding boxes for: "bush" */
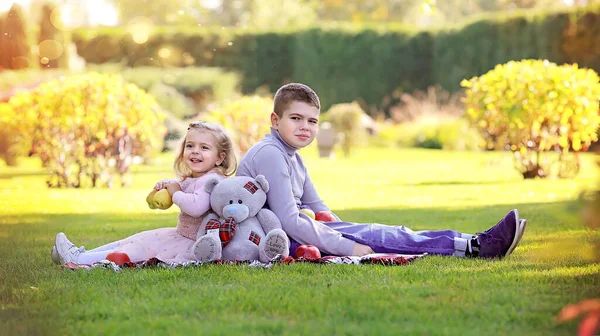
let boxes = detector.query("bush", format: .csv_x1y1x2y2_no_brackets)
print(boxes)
0,103,29,165
389,85,465,123
0,66,241,112
370,117,483,151
206,95,273,155
7,72,166,187
148,82,195,119
324,101,369,157
71,5,600,111
462,59,600,179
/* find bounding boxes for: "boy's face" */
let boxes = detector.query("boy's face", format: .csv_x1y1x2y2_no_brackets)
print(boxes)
271,101,320,149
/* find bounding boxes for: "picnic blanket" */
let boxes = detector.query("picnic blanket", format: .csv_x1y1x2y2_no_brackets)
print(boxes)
61,253,427,272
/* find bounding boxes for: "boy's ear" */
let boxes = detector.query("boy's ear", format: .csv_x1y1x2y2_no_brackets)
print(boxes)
270,112,279,129
204,177,221,193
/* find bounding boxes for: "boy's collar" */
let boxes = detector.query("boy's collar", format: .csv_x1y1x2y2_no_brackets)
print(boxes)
269,127,297,156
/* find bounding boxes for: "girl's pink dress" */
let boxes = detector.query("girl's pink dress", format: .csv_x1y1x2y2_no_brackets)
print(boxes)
115,172,224,263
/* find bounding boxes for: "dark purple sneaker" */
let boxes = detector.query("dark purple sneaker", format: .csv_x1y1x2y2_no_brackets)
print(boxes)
476,209,520,259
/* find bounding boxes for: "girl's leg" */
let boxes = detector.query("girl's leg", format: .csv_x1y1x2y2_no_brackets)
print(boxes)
76,250,113,264
86,241,120,252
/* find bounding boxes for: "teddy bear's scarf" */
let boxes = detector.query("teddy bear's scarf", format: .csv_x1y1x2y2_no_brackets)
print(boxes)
206,217,237,247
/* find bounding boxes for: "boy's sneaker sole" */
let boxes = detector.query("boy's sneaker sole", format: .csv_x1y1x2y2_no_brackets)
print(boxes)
503,209,525,258
506,218,527,257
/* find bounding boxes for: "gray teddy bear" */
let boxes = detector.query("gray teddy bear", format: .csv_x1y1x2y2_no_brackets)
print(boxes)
192,175,290,263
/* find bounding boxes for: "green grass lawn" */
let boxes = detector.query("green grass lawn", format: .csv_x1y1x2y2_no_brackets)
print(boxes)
1,147,599,335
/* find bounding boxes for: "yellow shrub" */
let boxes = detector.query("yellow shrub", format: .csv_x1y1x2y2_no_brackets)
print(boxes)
0,102,32,166
325,101,368,157
461,59,600,178
8,72,166,187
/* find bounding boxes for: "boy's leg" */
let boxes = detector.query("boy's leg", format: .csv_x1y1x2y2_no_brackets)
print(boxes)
288,209,523,258
287,223,469,256
325,222,471,256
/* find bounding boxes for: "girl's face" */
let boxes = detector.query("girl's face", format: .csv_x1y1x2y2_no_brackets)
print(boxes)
182,129,225,178
271,101,320,149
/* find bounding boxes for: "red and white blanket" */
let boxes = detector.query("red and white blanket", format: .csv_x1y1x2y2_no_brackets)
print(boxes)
61,253,427,272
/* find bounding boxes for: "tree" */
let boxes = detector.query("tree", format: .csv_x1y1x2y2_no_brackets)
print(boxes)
0,14,6,70
2,4,33,70
38,2,70,69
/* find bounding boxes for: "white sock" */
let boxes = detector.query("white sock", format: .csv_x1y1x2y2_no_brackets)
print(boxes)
86,241,120,253
76,250,112,265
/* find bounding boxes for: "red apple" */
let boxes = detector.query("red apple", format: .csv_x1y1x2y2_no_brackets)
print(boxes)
106,252,131,265
315,211,336,222
293,244,322,260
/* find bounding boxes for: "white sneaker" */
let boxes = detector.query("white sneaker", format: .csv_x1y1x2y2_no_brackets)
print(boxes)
51,244,85,265
51,246,60,264
54,233,83,264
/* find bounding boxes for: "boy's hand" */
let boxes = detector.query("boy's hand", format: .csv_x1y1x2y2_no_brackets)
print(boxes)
351,243,374,256
166,182,182,196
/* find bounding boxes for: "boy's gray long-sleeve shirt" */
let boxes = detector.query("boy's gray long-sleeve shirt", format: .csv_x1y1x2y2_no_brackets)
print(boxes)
236,128,355,256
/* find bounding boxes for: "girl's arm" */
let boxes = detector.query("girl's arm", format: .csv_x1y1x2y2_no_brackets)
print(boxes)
171,174,225,217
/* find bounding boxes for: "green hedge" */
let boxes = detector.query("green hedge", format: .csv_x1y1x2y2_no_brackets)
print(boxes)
71,5,600,112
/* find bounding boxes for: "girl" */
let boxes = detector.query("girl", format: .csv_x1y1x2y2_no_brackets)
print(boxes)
52,121,236,265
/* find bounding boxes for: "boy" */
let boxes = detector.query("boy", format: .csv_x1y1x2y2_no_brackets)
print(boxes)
236,83,526,257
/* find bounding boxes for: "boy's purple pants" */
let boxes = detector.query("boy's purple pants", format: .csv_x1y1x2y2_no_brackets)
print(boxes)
288,221,474,257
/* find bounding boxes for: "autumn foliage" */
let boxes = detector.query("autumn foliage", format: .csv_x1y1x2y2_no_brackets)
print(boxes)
461,59,600,179
4,72,166,187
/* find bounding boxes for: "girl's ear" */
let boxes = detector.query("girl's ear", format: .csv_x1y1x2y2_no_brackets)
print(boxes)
204,177,221,193
217,152,226,166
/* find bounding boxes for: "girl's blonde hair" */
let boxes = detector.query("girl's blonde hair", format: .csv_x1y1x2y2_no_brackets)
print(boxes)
173,121,237,179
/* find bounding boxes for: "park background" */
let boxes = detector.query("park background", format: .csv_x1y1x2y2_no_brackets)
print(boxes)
1,0,600,335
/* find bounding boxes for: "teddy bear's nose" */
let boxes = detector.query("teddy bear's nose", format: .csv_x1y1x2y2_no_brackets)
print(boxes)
223,204,250,222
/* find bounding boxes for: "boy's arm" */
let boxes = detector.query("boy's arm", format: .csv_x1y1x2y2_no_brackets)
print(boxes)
172,174,224,217
248,147,355,256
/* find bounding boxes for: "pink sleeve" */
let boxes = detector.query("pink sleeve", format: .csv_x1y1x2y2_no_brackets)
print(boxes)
172,174,224,217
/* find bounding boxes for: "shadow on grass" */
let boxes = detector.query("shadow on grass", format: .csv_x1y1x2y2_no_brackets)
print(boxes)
406,180,519,186
0,200,587,250
333,200,585,234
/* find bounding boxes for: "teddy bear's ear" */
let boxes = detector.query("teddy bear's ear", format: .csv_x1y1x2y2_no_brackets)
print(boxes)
254,175,269,193
204,177,221,193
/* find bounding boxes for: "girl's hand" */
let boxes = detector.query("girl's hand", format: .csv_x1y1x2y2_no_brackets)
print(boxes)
351,243,374,256
166,182,182,196
154,179,173,190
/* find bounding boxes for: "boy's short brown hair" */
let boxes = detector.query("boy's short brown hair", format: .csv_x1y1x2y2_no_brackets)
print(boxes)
273,83,320,117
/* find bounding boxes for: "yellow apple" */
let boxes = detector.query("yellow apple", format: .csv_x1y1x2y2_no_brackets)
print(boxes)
299,208,315,219
153,189,173,210
146,189,158,209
